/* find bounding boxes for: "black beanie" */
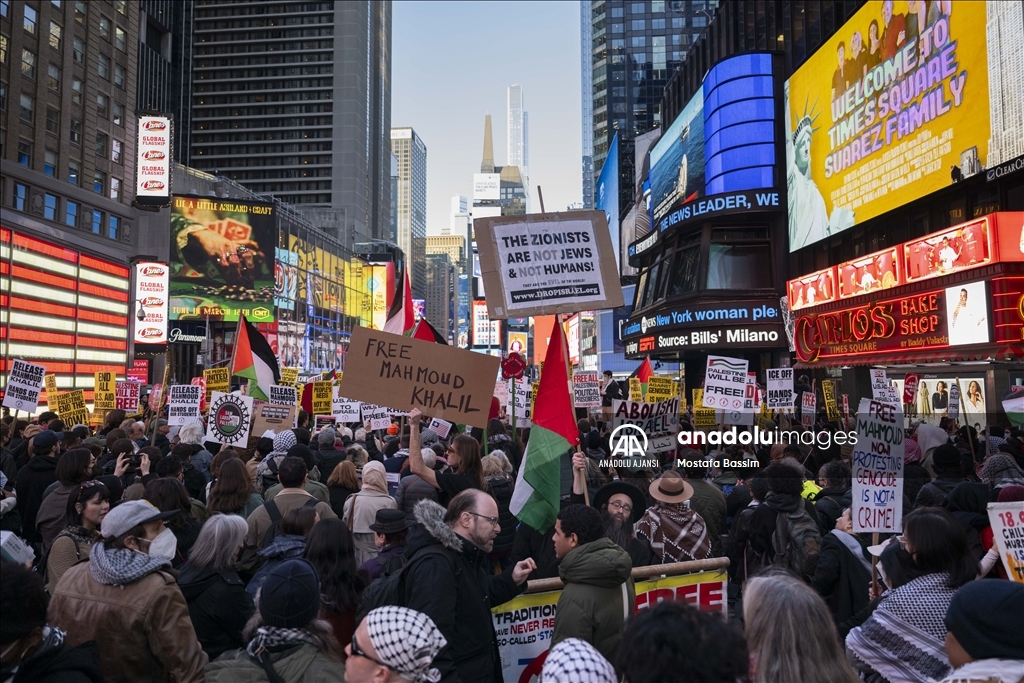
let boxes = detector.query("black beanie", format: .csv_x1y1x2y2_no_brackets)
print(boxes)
258,558,321,629
0,563,47,642
944,579,1024,660
933,444,963,471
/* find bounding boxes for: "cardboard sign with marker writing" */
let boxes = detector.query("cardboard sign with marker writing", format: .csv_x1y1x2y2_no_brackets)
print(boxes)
253,403,297,436
340,327,500,429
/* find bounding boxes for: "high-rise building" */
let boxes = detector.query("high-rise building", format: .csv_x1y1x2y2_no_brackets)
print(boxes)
391,127,427,297
472,115,527,219
426,234,465,272
507,84,528,178
189,0,392,249
986,0,1024,167
581,1,595,209
424,252,454,342
582,0,716,206
389,151,398,242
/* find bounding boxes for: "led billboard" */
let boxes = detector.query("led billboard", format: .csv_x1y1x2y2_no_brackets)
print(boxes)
785,1,1023,251
596,133,621,271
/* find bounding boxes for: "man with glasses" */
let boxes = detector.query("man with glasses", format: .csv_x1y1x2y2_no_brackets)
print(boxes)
571,453,654,567
344,605,447,683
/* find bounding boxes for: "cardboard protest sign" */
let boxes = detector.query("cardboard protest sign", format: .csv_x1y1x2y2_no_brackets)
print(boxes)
2,360,46,411
612,397,680,437
801,391,816,426
702,356,749,410
311,380,333,415
428,417,453,439
646,377,674,404
530,382,539,419
902,373,920,405
851,399,904,533
692,389,719,429
204,367,230,403
279,367,299,387
93,372,117,414
44,374,59,411
205,391,254,446
167,385,202,425
332,388,361,423
474,210,624,319
869,369,889,400
252,403,296,436
573,372,601,408
361,404,391,431
766,368,794,411
821,380,841,421
55,390,88,427
115,381,141,413
986,502,1024,583
268,385,298,408
339,327,501,429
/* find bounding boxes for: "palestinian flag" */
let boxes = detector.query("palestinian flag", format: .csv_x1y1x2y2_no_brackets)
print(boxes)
230,315,280,402
635,356,653,398
510,317,579,533
384,266,414,335
412,318,448,344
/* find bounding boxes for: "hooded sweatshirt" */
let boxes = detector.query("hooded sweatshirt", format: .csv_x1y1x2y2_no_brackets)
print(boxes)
3,626,104,683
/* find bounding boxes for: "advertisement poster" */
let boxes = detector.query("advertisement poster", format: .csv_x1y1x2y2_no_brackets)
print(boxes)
135,115,171,202
766,368,794,410
573,372,601,408
274,248,298,311
905,218,993,283
2,360,46,411
205,392,254,445
852,398,904,533
596,133,621,272
133,262,170,344
472,300,502,348
986,502,1024,583
475,211,624,318
702,356,749,410
902,373,921,405
784,2,1022,251
167,385,202,426
507,331,528,355
893,376,987,427
169,196,276,322
650,86,705,220
945,281,990,346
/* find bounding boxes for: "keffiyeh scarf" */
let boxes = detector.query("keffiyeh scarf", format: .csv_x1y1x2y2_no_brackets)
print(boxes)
636,501,710,563
245,626,316,660
981,455,1024,490
89,542,171,586
366,606,447,683
541,638,616,683
846,573,956,683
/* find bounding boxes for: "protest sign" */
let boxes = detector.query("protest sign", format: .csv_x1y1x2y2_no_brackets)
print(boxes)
508,377,533,427
801,391,816,426
279,367,299,387
268,385,298,408
55,390,88,427
93,372,117,414
332,388,361,423
692,389,718,429
494,380,509,409
842,394,850,421
314,415,337,432
2,360,46,411
612,397,680,439
205,392,254,446
702,356,749,410
474,210,624,319
191,376,207,412
149,384,164,411
572,372,601,408
821,380,841,422
628,378,642,401
428,417,453,439
339,327,501,429
765,368,794,411
115,381,141,413
758,400,773,430
869,369,889,400
167,385,202,425
252,403,296,436
851,399,904,533
362,404,392,431
204,367,230,403
311,380,333,415
530,382,539,419
947,383,961,420
743,374,759,411
902,373,920,406
44,374,59,411
492,569,726,683
646,377,674,404
986,502,1024,583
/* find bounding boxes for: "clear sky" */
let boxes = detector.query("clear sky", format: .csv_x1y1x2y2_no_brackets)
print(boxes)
392,1,583,235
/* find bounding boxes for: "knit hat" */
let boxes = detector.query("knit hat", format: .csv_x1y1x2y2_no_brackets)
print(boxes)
387,423,399,435
258,558,321,628
944,580,1024,660
365,606,447,683
541,638,616,683
996,485,1024,502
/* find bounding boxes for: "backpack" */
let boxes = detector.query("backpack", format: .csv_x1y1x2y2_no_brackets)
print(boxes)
771,504,821,577
356,544,459,623
259,457,281,493
260,497,319,548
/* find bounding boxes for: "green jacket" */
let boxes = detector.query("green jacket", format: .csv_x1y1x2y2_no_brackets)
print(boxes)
205,643,345,683
552,537,634,666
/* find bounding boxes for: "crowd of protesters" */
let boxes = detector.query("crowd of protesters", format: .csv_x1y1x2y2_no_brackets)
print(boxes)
1,395,1023,683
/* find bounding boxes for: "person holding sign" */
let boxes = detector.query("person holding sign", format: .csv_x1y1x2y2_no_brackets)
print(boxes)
407,407,486,506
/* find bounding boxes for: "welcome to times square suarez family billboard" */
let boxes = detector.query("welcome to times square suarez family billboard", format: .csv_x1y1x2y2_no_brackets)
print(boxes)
786,1,1023,251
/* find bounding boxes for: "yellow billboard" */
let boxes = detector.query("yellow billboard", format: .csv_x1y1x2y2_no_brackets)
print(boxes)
785,2,1017,252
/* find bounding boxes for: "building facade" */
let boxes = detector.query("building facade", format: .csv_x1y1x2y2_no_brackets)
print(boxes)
507,84,528,178
136,0,193,166
391,127,426,297
424,252,454,343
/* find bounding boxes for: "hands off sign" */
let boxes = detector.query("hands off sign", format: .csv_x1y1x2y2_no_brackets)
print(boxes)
340,327,501,429
167,385,202,425
2,360,45,411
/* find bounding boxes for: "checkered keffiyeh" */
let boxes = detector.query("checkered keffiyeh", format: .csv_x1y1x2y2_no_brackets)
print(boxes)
365,606,447,683
542,638,616,683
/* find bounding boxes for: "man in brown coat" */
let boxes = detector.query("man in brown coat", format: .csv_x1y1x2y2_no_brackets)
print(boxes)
48,499,208,683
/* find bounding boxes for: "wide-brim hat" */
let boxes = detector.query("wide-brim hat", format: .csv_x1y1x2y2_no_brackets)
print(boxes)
592,481,648,523
369,508,409,535
649,471,694,504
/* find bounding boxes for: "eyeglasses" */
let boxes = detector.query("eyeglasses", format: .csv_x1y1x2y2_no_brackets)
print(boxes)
468,511,501,527
350,633,393,670
607,501,633,515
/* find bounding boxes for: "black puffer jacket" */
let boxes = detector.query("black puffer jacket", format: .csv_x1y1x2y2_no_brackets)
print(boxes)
810,530,871,625
811,486,852,535
177,563,254,660
402,500,525,683
486,476,515,559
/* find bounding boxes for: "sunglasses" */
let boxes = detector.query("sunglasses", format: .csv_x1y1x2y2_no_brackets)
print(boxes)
350,633,393,670
77,479,105,502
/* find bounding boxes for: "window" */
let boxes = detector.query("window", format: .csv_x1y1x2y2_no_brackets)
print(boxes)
109,177,120,200
0,33,6,64
73,37,84,63
652,18,665,29
49,21,61,50
95,132,107,157
107,215,119,239
631,19,646,30
631,36,646,47
99,16,110,39
672,16,684,28
93,170,106,194
22,48,36,78
44,149,57,176
112,102,124,126
0,0,8,18
47,63,60,91
641,260,661,308
115,0,126,15
631,3,646,13
96,93,108,118
115,27,125,51
91,210,102,234
52,0,61,6
24,5,37,34
0,83,5,111
651,0,665,10
65,200,78,227
44,193,58,220
18,140,31,165
70,118,82,144
72,78,83,104
111,138,121,163
668,237,701,296
98,54,110,79
693,15,707,27
68,159,81,184
19,94,34,121
611,6,623,17
114,64,124,88
706,229,773,290
14,184,28,211
75,1,86,24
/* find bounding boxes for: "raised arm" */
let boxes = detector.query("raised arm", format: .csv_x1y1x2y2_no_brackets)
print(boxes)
407,408,439,489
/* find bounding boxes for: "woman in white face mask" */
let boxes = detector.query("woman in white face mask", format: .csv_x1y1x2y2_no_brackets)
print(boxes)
46,500,210,683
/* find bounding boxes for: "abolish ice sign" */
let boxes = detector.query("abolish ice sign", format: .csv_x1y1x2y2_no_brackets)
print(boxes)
851,398,904,533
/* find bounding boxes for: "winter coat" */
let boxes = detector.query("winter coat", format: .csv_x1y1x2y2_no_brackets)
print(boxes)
511,521,561,580
190,444,214,481
396,473,439,516
48,551,208,683
748,493,818,564
178,563,254,660
327,484,358,519
402,499,525,683
263,479,330,503
8,630,104,683
246,535,307,600
811,486,852,535
35,482,77,556
811,530,872,625
245,491,336,550
15,453,59,543
486,475,516,558
686,479,727,557
358,542,406,581
552,537,635,666
206,643,347,683
725,502,760,583
915,476,967,508
343,489,397,565
314,447,346,479
169,515,204,568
